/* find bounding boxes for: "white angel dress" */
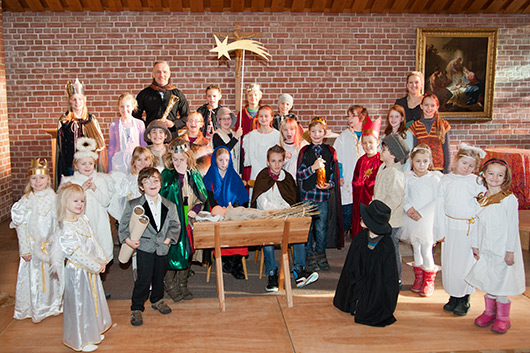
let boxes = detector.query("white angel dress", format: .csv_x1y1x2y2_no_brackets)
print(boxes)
434,173,485,297
62,171,113,261
106,171,142,222
242,129,281,181
398,171,441,244
60,215,112,351
10,188,63,323
465,191,526,296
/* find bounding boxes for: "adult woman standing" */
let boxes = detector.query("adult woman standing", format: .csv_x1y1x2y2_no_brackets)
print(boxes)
56,79,106,187
395,71,424,128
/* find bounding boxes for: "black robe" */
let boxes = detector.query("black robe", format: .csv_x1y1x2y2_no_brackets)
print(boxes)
333,229,399,327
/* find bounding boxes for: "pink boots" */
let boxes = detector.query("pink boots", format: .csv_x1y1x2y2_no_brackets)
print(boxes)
420,269,437,297
475,296,511,334
491,301,511,334
411,266,423,293
475,296,496,327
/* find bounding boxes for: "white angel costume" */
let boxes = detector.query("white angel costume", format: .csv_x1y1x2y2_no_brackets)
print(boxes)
465,191,526,296
10,188,63,322
106,171,142,222
434,173,485,297
333,128,363,205
62,171,113,261
242,129,281,181
399,171,442,244
60,215,112,351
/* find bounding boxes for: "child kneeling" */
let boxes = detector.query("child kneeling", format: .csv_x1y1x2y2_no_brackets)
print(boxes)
119,167,180,326
333,200,399,327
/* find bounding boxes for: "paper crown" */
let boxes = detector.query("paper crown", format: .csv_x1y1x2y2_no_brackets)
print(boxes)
74,137,98,161
28,158,49,176
246,83,261,93
361,116,381,139
66,79,85,98
311,116,328,129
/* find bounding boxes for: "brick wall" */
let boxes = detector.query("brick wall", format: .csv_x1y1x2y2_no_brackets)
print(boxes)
2,11,530,202
0,1,12,221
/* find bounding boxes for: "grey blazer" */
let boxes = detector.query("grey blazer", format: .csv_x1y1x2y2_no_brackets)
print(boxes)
119,194,180,256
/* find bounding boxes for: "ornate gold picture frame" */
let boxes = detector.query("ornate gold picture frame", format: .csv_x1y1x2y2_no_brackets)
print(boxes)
416,27,498,121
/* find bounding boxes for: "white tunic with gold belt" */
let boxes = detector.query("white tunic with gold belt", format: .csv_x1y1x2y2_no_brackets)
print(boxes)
10,188,63,323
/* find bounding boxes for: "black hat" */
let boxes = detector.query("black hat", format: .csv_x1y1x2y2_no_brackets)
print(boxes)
382,133,410,162
360,200,392,236
144,120,172,144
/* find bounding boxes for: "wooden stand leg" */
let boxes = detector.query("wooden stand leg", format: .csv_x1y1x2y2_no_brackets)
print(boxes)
241,256,248,280
279,220,293,307
214,224,225,312
259,248,265,279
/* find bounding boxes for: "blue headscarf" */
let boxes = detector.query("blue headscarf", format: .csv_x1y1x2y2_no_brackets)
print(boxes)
203,146,249,207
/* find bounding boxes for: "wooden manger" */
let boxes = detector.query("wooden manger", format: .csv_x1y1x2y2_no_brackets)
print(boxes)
193,216,312,312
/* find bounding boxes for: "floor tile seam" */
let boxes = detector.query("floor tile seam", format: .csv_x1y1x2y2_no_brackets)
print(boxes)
276,296,296,353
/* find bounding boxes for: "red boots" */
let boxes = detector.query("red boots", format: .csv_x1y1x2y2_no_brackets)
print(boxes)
420,269,437,297
411,266,437,297
475,296,511,334
475,296,496,327
411,266,423,293
491,301,511,334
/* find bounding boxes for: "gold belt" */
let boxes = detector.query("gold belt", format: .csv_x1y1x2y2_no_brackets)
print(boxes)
445,214,475,236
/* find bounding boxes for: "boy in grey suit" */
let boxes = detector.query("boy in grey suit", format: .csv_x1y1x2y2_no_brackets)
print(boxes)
119,167,180,326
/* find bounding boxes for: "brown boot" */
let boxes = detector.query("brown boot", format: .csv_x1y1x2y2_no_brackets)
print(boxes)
164,269,183,302
177,268,193,300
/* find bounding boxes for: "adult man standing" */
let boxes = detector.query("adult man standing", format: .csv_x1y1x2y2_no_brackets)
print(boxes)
134,61,190,138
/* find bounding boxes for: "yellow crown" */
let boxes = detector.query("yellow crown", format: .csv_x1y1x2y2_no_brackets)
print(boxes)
29,158,49,176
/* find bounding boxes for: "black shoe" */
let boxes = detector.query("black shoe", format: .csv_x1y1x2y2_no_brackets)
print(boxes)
443,296,458,312
293,268,319,288
305,252,319,272
453,295,470,316
105,291,111,300
266,271,279,292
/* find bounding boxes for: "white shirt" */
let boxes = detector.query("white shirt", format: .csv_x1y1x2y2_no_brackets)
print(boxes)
146,194,162,230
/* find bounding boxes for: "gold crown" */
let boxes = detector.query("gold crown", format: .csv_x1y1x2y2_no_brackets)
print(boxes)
311,116,328,127
29,158,49,176
66,79,85,97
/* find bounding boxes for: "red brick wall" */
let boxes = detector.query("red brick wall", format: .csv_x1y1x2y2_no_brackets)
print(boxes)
0,2,12,221
3,12,530,201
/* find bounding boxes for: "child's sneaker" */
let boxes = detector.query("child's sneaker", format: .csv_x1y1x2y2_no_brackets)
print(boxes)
266,271,279,292
305,251,319,272
293,268,319,288
316,251,330,271
130,310,143,326
151,300,172,314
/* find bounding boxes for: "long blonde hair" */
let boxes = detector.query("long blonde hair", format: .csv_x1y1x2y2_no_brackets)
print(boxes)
280,117,302,149
23,174,51,197
57,182,85,224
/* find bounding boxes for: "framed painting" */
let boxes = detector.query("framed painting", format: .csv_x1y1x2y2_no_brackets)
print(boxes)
416,27,498,121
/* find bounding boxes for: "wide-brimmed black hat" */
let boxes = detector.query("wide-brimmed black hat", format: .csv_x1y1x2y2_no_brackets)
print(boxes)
360,200,392,236
144,120,172,144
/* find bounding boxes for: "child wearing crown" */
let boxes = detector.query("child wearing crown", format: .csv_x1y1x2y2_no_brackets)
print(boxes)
56,79,106,187
351,117,383,238
297,117,343,272
10,158,63,323
61,137,113,264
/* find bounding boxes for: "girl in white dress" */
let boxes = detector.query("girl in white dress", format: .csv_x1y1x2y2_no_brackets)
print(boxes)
10,159,63,323
434,143,486,316
58,182,111,352
466,159,525,334
242,105,281,181
61,137,113,262
107,93,146,173
399,145,441,297
280,117,308,180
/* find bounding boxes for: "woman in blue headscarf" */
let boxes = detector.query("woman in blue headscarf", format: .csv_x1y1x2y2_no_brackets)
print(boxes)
203,146,249,279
